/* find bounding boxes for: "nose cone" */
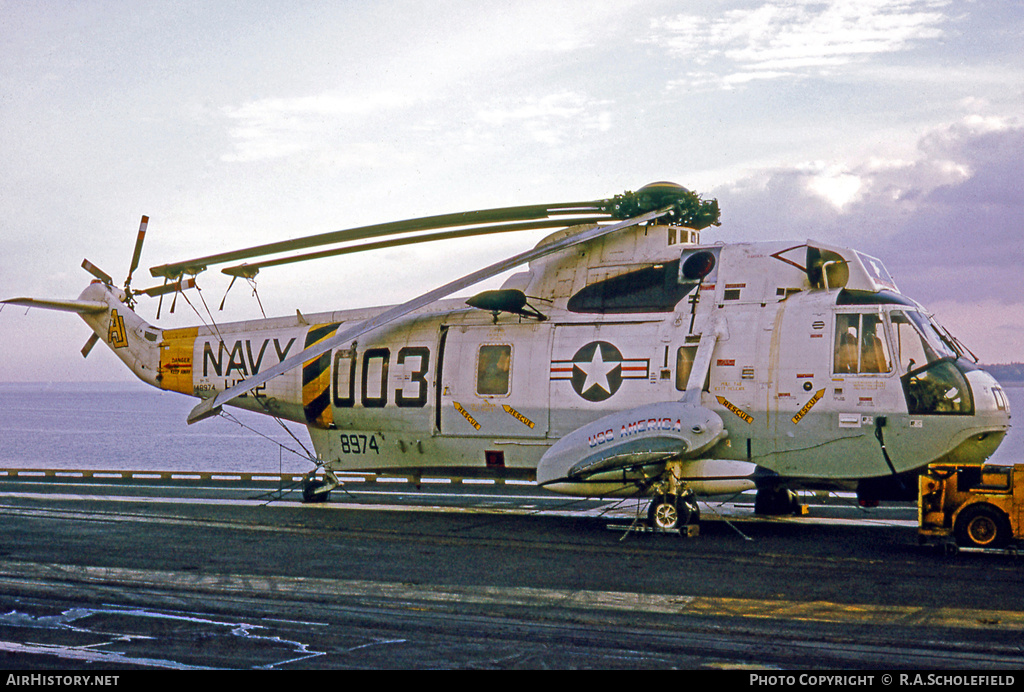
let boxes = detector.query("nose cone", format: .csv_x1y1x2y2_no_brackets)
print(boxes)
970,368,1012,420
954,368,1012,464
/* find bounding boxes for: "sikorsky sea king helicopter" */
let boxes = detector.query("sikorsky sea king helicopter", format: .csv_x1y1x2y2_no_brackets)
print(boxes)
3,182,1012,530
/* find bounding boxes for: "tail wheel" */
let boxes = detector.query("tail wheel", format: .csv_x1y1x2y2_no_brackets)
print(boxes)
647,494,699,530
955,504,1011,549
302,477,330,503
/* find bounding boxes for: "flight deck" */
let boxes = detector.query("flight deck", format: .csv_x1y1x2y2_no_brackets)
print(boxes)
1,470,1022,670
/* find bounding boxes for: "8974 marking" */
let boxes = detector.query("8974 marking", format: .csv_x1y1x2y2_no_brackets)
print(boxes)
338,433,380,455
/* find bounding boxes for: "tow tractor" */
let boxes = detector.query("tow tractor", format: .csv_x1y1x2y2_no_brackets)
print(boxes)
918,463,1024,553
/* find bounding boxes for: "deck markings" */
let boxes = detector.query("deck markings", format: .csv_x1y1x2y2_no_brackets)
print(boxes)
0,559,1020,633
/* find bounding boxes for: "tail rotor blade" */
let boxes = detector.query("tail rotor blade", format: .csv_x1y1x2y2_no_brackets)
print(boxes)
81,332,100,359
81,259,113,286
125,215,149,290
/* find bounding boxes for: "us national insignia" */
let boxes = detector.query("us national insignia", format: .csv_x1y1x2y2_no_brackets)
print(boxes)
551,341,649,402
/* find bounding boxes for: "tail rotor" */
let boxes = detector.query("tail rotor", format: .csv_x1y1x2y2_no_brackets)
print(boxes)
78,215,195,356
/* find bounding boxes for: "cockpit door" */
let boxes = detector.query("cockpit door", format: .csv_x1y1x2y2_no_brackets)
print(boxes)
829,308,901,418
767,299,902,479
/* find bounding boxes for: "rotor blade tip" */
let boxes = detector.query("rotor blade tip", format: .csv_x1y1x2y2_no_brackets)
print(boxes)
187,399,222,425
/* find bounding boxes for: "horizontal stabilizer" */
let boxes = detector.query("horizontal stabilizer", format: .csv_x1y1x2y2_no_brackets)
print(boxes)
1,297,108,314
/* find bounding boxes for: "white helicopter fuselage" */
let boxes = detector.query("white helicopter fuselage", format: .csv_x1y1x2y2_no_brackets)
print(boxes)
79,221,1010,503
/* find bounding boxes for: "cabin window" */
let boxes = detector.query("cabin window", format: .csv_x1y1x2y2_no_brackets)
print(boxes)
567,260,696,314
834,313,892,375
668,228,695,245
477,344,511,396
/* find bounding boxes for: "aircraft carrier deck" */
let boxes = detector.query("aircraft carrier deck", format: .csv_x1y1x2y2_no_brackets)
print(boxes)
0,469,1022,671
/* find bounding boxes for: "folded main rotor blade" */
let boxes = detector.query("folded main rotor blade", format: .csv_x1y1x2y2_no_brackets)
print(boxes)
137,277,197,297
151,199,607,281
187,205,675,424
220,216,609,277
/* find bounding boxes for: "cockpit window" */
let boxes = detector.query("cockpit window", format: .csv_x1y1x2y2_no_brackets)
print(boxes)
889,310,957,373
834,313,892,374
903,359,973,415
855,251,898,292
888,309,974,415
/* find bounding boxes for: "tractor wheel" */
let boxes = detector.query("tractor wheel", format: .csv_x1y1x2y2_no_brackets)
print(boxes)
955,504,1011,549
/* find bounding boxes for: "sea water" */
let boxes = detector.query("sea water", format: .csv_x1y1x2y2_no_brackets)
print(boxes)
0,382,312,473
0,382,1020,473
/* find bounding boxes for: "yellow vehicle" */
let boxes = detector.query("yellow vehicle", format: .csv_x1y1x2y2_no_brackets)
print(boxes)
919,463,1023,550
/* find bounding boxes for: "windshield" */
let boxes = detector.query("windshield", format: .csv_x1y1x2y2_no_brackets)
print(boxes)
889,309,958,373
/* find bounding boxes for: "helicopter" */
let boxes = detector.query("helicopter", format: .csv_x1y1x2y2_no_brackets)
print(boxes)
2,182,1012,531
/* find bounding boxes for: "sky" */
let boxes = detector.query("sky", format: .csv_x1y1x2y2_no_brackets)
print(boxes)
1,0,1022,383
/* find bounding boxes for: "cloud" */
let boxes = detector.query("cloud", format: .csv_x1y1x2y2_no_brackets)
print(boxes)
710,115,1024,361
475,92,613,146
650,0,952,91
220,91,415,163
219,87,615,167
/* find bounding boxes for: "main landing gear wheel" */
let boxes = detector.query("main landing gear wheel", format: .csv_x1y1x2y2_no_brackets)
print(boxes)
754,486,802,516
955,504,1011,549
647,493,700,531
